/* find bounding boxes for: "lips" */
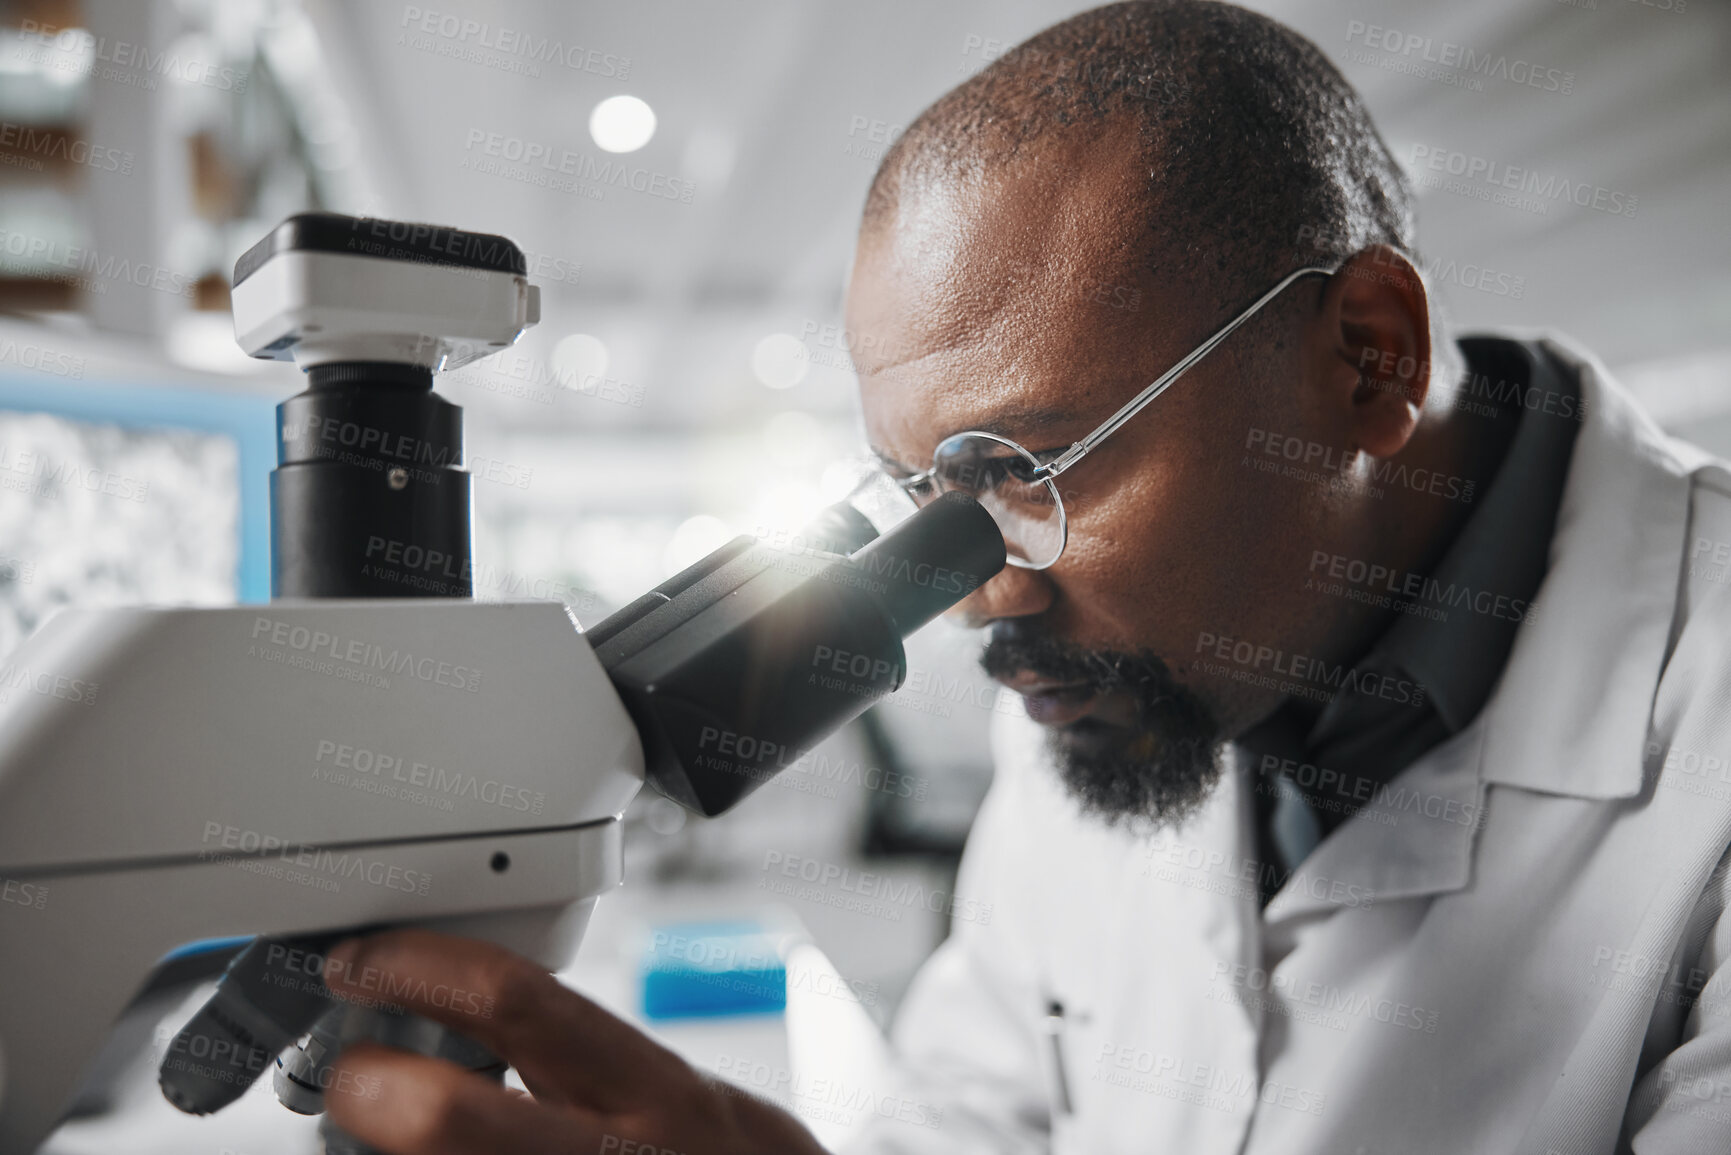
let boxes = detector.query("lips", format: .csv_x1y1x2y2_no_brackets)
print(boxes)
994,673,1101,727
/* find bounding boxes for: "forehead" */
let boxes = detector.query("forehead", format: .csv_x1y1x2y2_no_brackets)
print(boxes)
846,127,1169,465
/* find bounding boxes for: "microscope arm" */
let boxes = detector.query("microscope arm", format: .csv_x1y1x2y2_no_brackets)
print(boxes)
0,491,1006,1152
0,600,641,1153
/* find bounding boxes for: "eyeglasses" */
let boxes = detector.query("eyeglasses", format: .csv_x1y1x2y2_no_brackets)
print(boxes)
880,264,1337,569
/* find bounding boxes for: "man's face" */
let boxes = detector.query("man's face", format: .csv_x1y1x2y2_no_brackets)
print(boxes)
848,128,1348,824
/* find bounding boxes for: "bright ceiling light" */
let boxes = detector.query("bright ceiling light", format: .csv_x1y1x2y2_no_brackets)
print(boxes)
751,333,810,390
589,95,657,153
551,333,608,392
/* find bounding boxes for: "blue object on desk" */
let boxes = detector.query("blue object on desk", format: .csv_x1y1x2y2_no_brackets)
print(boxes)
641,920,787,1020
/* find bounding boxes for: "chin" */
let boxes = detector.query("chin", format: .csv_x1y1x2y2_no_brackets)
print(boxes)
982,629,1224,826
1043,715,1224,828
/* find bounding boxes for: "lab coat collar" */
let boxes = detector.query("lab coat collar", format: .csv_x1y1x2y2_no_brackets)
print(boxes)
1263,720,1484,922
1476,334,1694,800
1260,334,1692,922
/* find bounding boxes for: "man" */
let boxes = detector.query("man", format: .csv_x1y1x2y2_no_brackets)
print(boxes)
315,3,1731,1152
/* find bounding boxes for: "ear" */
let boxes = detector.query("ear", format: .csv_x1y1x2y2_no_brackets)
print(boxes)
1311,245,1434,459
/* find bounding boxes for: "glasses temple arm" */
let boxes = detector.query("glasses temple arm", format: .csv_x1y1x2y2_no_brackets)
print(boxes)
1035,265,1337,478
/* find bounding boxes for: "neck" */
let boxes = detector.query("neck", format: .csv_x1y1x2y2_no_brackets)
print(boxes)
1321,367,1523,671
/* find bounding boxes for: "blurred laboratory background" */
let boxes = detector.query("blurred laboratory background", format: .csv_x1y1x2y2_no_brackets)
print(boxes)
2,0,1728,1150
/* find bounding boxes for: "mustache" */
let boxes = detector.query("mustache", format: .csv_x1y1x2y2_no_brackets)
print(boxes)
979,627,1181,696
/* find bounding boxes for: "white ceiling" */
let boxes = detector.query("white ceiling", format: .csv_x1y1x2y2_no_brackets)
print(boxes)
298,0,1731,436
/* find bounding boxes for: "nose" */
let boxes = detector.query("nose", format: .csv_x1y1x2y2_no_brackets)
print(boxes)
947,563,1055,629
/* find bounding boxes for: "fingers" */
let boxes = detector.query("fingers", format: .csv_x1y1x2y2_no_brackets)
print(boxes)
326,1042,599,1155
323,929,693,1114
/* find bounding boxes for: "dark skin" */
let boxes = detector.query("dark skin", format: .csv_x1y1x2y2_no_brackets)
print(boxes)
321,123,1517,1150
320,929,828,1153
854,125,1511,733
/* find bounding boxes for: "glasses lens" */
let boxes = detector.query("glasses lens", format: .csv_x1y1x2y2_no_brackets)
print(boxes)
931,432,1065,568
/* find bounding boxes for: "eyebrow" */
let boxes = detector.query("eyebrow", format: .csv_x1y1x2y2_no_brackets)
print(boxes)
869,403,1090,474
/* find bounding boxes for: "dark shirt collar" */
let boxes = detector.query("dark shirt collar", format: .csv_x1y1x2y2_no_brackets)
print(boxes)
1336,337,1582,736
1245,337,1585,893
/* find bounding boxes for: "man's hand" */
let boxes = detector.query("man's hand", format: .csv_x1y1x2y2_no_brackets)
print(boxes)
319,929,829,1155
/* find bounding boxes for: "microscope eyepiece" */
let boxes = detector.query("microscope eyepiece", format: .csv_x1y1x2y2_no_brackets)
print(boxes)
595,492,1006,816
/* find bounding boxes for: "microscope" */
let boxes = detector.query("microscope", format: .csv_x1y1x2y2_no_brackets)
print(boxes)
0,214,1005,1153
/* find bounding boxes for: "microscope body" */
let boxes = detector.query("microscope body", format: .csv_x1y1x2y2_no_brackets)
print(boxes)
0,213,1006,1153
0,599,641,1152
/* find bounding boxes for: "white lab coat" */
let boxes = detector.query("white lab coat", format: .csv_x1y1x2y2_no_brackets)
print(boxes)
842,335,1731,1155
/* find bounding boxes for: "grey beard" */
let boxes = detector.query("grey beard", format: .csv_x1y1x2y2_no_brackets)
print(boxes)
980,628,1223,827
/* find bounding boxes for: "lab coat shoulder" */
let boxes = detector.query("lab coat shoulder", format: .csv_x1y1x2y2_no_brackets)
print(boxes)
1461,333,1731,1152
843,708,1264,1155
1616,430,1731,1152
838,710,1108,1154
